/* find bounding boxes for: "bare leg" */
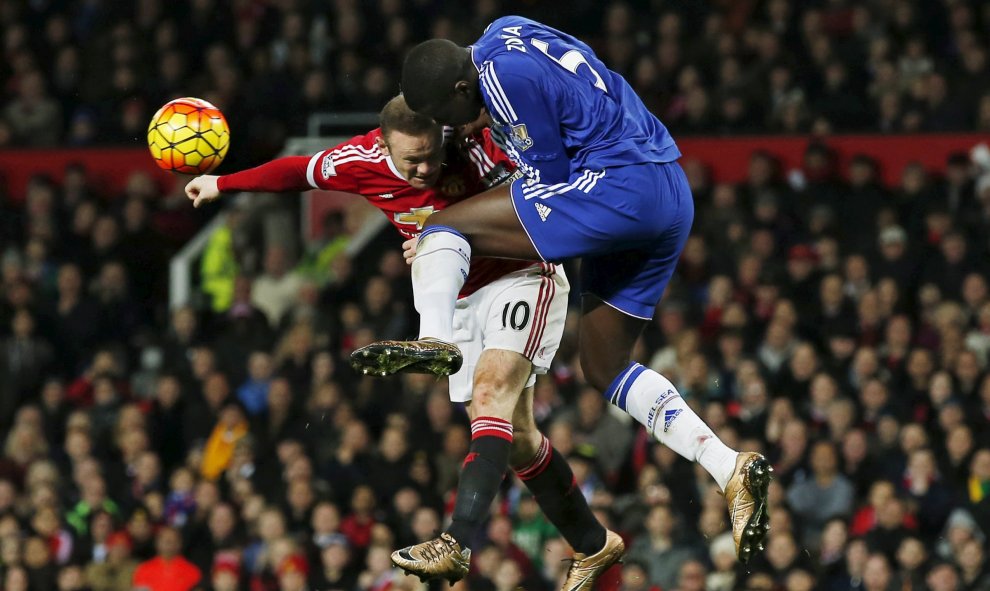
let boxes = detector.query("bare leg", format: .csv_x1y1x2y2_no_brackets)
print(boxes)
577,295,646,392
443,349,529,546
580,294,771,562
465,353,615,565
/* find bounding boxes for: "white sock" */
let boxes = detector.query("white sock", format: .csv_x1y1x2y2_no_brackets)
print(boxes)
412,227,471,342
606,363,739,491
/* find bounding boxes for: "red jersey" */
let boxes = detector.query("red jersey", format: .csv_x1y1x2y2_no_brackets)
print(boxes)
218,128,532,296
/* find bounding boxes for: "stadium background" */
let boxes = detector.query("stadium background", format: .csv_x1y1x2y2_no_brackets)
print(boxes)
2,1,990,591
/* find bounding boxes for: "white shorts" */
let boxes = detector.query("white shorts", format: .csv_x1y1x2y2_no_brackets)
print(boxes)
448,263,569,403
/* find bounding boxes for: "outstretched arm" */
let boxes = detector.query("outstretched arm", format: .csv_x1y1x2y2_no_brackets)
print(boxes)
186,156,313,208
187,145,365,207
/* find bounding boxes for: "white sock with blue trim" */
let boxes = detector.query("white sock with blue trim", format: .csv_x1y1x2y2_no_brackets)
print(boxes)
413,226,471,342
605,363,738,491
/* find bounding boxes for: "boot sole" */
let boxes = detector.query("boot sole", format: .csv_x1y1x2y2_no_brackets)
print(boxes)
350,342,463,377
738,457,773,563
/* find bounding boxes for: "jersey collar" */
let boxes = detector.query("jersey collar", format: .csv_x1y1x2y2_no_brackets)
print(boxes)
469,45,481,72
384,154,406,181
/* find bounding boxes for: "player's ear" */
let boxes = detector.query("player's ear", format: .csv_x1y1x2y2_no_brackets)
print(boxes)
454,80,472,98
375,135,389,155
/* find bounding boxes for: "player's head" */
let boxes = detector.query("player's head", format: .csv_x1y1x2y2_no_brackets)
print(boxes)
401,39,484,127
377,95,444,190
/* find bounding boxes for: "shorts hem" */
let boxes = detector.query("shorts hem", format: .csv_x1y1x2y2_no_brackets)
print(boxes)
583,290,654,320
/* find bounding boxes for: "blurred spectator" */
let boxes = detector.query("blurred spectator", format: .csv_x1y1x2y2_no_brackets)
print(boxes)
85,531,138,591
200,212,241,313
625,504,701,590
252,245,303,329
3,70,61,146
131,526,200,591
200,401,249,480
787,440,854,548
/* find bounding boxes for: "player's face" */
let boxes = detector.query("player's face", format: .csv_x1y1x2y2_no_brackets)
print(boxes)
428,99,486,127
422,80,486,127
380,130,444,189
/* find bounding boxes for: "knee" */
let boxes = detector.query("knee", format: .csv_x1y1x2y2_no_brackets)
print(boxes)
580,350,628,393
471,381,512,418
423,210,461,234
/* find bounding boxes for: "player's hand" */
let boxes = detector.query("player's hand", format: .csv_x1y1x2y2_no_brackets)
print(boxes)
454,110,494,145
402,237,418,265
186,175,221,208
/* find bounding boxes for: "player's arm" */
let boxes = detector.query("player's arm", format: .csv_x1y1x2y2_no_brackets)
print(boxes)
186,148,362,208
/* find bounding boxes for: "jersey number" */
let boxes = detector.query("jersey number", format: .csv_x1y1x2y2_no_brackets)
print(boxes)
531,38,608,93
501,301,531,331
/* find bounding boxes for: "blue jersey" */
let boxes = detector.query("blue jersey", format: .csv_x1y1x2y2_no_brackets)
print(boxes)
470,15,681,185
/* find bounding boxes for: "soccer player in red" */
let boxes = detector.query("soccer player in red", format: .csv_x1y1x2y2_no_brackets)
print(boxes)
186,95,615,586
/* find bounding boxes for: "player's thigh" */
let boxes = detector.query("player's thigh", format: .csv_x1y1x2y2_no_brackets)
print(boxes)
512,162,694,262
450,265,569,404
472,265,570,412
480,264,569,379
424,182,539,260
449,291,486,405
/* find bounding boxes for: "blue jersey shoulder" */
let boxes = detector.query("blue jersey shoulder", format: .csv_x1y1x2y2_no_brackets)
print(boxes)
472,16,681,181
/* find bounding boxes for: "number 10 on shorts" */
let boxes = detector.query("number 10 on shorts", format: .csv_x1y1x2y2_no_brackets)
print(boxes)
501,301,531,330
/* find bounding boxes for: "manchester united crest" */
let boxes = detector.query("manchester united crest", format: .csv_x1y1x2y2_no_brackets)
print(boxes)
441,175,466,197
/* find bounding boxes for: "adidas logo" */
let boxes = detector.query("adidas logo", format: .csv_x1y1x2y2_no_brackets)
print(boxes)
535,203,552,221
663,409,682,433
378,193,394,199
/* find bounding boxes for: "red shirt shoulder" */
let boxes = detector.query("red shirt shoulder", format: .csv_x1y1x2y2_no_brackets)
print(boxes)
305,129,397,194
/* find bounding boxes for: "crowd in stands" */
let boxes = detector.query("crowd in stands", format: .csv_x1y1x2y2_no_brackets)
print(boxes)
4,135,990,590
2,0,990,164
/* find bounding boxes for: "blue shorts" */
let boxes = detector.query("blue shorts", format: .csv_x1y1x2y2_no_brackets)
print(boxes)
510,162,694,320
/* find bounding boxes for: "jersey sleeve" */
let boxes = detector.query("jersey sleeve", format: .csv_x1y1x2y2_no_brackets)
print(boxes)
216,142,368,194
301,148,364,193
216,156,313,193
478,59,568,173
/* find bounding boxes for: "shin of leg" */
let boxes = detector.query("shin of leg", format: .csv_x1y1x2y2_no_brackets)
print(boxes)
470,349,532,421
578,295,646,391
508,386,542,467
412,228,471,341
447,350,532,546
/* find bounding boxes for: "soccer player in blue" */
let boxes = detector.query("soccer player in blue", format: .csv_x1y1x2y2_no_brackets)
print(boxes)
351,16,772,587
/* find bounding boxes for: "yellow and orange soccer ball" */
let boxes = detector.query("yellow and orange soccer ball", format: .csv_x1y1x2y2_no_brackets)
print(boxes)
147,97,230,174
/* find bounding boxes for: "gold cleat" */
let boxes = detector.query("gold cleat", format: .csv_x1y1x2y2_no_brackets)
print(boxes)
560,530,625,591
724,452,773,563
391,533,471,584
350,338,463,377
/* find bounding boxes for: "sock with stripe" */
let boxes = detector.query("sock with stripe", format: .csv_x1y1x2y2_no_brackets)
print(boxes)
445,417,512,547
413,226,470,342
605,363,739,491
515,435,606,555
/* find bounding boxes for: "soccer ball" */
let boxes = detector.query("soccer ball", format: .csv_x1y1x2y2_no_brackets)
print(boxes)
147,97,230,174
